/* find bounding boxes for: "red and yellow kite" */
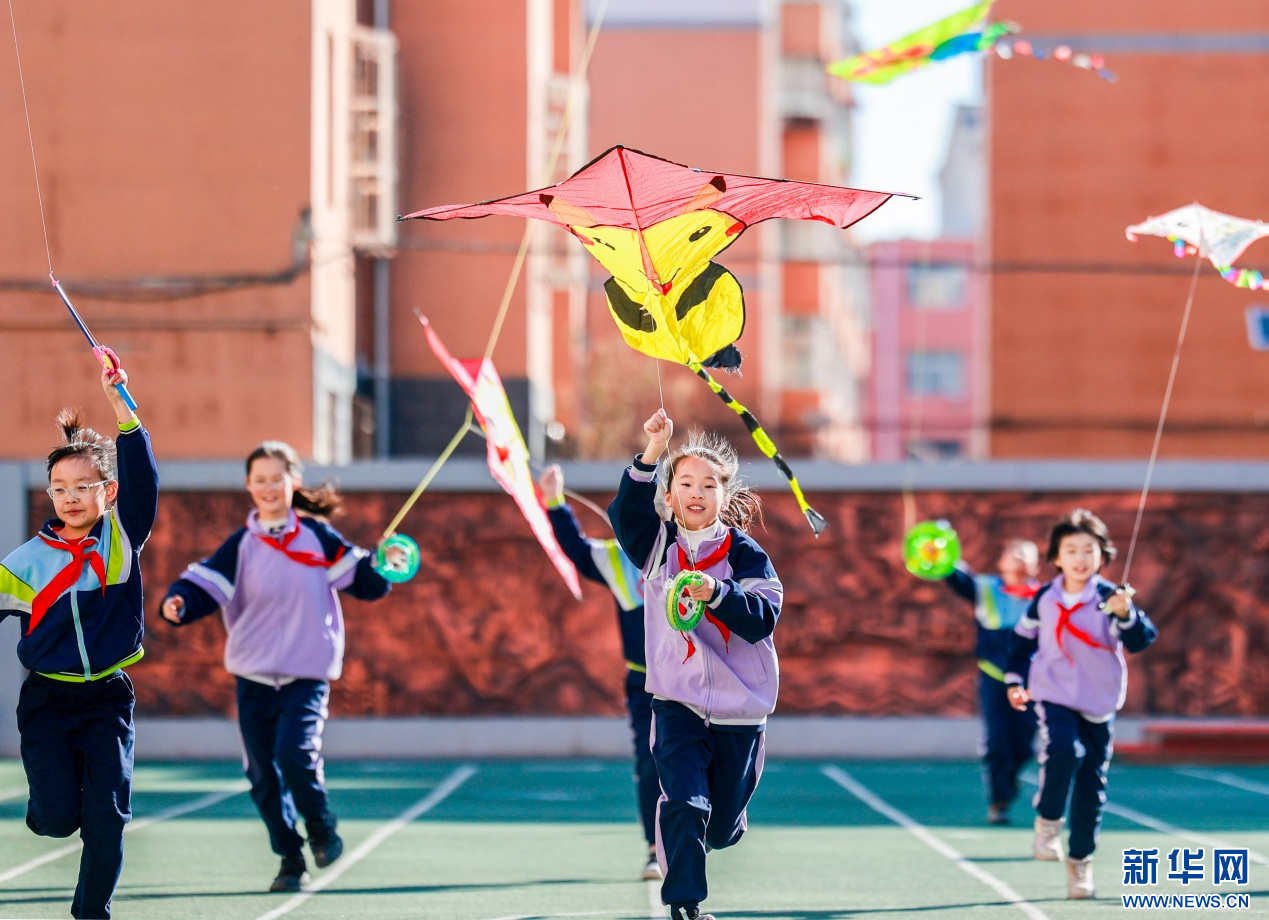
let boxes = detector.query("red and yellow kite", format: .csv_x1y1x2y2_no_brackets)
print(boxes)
423,319,582,600
402,146,913,534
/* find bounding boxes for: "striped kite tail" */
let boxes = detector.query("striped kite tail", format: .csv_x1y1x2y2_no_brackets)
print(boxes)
689,361,828,536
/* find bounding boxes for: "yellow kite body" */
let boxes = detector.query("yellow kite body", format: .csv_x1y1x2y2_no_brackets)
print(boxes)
569,210,745,366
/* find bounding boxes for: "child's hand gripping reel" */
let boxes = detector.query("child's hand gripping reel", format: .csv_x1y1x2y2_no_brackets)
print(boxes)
1097,583,1135,614
666,570,706,631
374,533,420,583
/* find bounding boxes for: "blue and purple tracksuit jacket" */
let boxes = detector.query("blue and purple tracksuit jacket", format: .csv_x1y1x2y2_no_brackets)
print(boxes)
0,422,158,681
1006,574,1158,721
609,455,783,727
546,501,647,673
164,509,390,681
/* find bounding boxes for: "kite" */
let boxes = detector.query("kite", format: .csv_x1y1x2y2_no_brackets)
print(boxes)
1127,204,1269,291
827,0,1115,85
421,318,582,600
1113,203,1269,588
401,145,912,534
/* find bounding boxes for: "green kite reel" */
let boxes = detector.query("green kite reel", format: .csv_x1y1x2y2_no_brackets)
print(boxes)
666,570,706,631
903,520,961,580
375,534,421,583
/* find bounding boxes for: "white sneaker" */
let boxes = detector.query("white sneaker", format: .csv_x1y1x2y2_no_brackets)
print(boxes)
642,849,663,881
1066,856,1095,899
1033,816,1064,861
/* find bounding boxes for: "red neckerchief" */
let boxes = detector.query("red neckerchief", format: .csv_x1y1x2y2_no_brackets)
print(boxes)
674,531,732,662
1002,582,1039,600
1055,598,1112,663
256,521,342,569
29,531,107,635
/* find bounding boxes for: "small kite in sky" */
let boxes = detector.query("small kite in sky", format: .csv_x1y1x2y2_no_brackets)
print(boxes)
828,0,1115,85
1127,204,1269,291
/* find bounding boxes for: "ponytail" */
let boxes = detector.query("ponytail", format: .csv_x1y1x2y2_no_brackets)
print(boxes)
46,407,116,481
292,484,342,518
720,484,763,532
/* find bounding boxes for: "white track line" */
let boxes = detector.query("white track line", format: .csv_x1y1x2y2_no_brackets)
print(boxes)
254,763,478,920
1020,772,1269,866
0,782,248,885
1175,768,1269,798
485,913,629,920
0,787,27,804
822,765,1051,920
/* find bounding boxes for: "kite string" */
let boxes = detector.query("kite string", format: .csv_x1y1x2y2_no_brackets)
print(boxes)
381,405,474,540
7,0,54,273
899,240,934,535
481,0,608,363
386,1,609,534
1120,248,1203,585
653,354,697,570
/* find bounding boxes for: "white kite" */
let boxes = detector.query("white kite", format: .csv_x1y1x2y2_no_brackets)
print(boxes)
1127,203,1269,290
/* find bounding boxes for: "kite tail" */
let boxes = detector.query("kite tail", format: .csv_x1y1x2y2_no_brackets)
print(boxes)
689,361,828,536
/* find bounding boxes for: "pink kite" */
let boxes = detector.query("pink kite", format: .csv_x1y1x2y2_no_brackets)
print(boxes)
422,319,582,600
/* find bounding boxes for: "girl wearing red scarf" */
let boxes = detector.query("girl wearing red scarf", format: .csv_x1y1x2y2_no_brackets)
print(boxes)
0,363,157,920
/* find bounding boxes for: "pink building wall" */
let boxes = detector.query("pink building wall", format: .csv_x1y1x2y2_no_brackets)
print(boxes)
869,239,984,460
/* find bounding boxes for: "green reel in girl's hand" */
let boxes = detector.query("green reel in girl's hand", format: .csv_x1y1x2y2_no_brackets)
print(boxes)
903,520,961,580
375,534,420,583
666,570,706,632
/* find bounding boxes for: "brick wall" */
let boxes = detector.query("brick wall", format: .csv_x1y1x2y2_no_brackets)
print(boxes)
33,488,1269,718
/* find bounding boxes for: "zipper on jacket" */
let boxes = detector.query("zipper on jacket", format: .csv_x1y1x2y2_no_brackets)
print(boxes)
702,636,715,724
69,590,92,680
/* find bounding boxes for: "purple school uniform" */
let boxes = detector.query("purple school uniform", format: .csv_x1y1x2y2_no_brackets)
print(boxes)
165,509,389,679
1007,574,1156,721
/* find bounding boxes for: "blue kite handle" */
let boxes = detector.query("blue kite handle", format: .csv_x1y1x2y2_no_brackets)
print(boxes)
114,381,139,412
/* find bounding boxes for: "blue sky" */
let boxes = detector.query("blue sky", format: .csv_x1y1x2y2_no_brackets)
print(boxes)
848,0,984,241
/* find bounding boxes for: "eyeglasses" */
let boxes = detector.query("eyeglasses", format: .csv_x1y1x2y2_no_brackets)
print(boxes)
46,481,113,501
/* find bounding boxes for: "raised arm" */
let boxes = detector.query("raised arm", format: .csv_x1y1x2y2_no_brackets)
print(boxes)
540,464,605,585
609,410,674,573
943,562,978,603
103,363,158,547
609,456,668,574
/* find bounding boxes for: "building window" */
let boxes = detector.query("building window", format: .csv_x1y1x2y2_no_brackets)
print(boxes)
906,439,964,460
782,315,823,388
906,264,967,309
1245,305,1269,350
906,351,964,398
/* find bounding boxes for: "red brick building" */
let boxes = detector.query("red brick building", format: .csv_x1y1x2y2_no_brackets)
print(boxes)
2,0,875,466
988,0,1269,458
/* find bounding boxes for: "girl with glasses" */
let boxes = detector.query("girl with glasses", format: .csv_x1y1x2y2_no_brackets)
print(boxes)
0,362,158,920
